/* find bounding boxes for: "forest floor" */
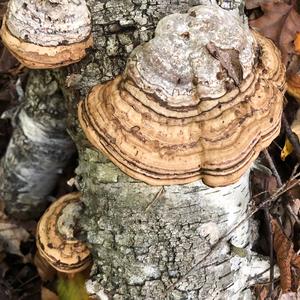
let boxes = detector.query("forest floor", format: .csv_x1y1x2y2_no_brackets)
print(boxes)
0,1,300,300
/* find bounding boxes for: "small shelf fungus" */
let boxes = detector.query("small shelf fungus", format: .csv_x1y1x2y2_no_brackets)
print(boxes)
78,5,285,187
36,192,91,273
0,0,93,69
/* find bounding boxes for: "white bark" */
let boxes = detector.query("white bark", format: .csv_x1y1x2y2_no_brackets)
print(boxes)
0,70,75,219
76,150,270,299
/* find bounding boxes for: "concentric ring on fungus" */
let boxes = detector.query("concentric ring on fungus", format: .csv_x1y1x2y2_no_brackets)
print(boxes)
36,193,91,273
78,5,285,187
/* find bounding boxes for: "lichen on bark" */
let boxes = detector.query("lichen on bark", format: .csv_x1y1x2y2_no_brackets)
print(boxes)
77,148,264,299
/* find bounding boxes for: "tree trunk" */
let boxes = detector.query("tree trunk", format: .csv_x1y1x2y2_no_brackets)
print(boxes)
0,70,75,219
65,0,271,299
78,150,269,299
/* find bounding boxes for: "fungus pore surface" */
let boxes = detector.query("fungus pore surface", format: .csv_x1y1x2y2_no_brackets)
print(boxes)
79,4,285,187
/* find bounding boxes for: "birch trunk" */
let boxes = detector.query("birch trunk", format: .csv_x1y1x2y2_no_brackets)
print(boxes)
0,70,75,219
66,0,271,299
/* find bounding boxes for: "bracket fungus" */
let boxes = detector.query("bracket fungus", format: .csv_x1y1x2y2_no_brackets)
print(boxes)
0,0,92,69
36,192,91,273
79,5,285,187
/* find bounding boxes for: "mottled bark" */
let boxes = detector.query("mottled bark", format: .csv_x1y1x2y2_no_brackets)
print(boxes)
78,150,269,299
0,70,74,219
66,1,269,299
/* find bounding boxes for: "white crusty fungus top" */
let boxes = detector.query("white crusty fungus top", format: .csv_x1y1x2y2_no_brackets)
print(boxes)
6,0,91,46
125,5,256,104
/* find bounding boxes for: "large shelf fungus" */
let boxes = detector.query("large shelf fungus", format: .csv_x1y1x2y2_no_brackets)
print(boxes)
0,0,93,69
78,5,285,187
36,193,91,273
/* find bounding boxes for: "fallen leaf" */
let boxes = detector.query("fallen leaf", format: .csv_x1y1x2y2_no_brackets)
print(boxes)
0,278,17,300
255,284,270,300
295,32,300,53
281,137,294,161
245,0,275,10
248,0,300,67
289,198,300,216
34,252,56,282
272,218,294,292
281,195,300,238
206,41,243,86
281,108,300,160
0,45,18,73
41,287,59,300
279,291,299,300
0,211,29,256
0,2,7,22
272,218,300,293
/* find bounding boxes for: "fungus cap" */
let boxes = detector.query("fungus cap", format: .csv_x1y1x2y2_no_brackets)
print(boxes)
36,192,91,273
79,5,285,187
0,0,93,69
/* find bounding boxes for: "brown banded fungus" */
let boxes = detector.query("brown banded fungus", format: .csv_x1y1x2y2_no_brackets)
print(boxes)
78,5,285,187
36,192,91,273
0,0,92,69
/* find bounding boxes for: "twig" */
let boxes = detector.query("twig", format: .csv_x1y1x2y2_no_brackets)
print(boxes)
15,274,40,290
264,150,300,226
165,171,300,295
272,141,283,151
145,187,165,212
263,207,275,296
286,204,300,225
286,161,300,225
263,149,283,186
291,162,300,178
263,149,280,295
282,114,300,162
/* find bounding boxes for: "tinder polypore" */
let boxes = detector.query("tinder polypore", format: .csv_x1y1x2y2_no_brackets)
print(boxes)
1,0,92,68
36,193,91,273
79,5,285,187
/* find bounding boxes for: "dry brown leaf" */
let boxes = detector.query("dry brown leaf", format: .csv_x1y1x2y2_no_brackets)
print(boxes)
246,0,276,10
0,45,18,73
281,108,300,159
41,287,59,300
292,254,300,269
206,42,243,86
282,197,300,238
272,218,300,293
248,0,300,66
255,284,270,300
295,32,300,53
272,218,294,292
34,252,56,282
290,199,300,221
0,211,29,256
279,291,299,300
0,2,7,23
